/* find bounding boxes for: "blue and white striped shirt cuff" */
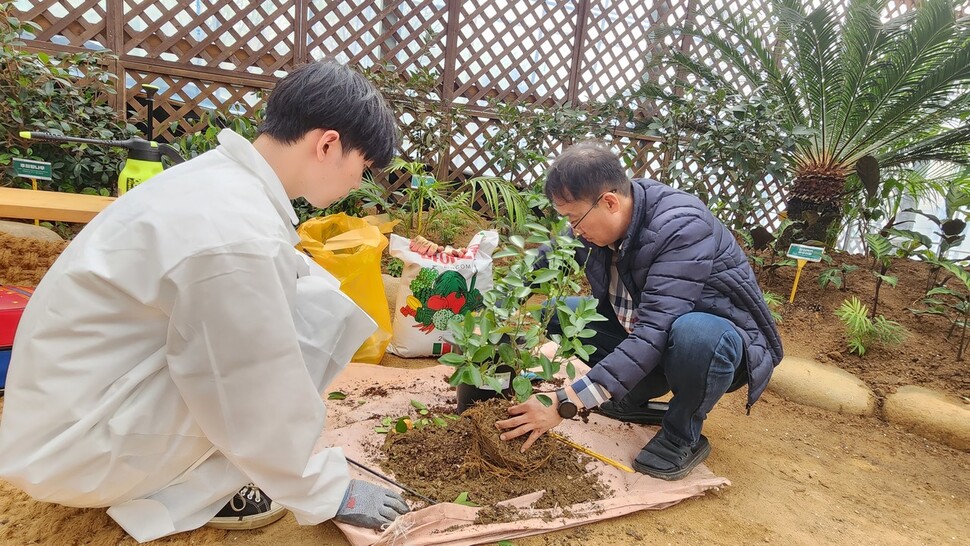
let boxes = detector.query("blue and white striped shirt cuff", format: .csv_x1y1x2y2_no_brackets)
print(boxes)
571,376,611,409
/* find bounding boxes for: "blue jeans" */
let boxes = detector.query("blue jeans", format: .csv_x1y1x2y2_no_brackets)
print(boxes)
548,297,745,446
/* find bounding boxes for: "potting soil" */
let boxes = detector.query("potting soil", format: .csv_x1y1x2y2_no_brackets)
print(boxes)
381,398,609,510
321,363,729,546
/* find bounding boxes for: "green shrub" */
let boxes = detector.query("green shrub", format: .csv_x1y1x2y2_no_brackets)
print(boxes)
0,2,136,194
835,297,906,356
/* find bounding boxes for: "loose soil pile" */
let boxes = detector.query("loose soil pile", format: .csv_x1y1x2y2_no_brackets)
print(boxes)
763,251,970,399
379,398,609,513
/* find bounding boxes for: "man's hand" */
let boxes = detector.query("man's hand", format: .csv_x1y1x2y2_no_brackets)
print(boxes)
333,479,409,531
494,394,563,452
409,235,466,257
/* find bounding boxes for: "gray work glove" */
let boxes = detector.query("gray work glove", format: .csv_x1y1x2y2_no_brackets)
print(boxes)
333,479,410,530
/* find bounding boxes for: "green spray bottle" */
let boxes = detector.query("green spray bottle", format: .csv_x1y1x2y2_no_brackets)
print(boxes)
19,85,185,196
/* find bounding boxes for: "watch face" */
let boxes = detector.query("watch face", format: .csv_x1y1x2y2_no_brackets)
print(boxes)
558,401,578,419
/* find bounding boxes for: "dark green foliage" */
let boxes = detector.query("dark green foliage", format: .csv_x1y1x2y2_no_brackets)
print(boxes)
817,263,859,291
439,217,607,402
639,86,803,231
0,2,136,194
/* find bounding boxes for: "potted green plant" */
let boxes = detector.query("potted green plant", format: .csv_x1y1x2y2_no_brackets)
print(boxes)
439,217,606,412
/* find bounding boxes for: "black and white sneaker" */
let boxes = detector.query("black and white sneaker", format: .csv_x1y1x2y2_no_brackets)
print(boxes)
206,484,286,530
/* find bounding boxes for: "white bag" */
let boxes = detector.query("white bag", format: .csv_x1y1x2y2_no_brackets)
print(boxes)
387,230,498,357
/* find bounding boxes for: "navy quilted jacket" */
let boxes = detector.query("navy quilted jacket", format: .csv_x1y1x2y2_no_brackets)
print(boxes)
581,178,783,409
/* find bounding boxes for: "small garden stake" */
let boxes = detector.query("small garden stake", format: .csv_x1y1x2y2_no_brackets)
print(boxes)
11,157,52,226
786,243,824,303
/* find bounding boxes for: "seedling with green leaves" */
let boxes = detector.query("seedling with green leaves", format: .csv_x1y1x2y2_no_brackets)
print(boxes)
913,260,970,360
835,297,906,357
440,217,606,404
373,399,459,434
817,263,859,291
865,233,898,319
762,291,784,323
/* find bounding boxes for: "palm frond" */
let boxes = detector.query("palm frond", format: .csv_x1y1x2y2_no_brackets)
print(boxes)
883,123,970,167
839,0,969,163
467,176,530,229
789,3,845,165
830,0,889,156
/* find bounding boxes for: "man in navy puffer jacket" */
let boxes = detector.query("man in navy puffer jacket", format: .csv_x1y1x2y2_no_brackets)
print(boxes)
496,142,784,480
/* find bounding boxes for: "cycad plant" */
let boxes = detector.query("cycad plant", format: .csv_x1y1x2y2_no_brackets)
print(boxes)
665,0,970,244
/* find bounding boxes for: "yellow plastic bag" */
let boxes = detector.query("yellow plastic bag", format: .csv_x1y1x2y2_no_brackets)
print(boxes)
296,213,392,364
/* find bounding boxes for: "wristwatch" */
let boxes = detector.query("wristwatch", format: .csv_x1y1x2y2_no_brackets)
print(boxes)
555,388,578,419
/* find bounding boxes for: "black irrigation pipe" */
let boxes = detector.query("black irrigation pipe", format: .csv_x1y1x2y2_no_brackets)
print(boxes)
346,456,439,505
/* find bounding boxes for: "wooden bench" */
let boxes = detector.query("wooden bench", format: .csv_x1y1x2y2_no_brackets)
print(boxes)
0,187,116,223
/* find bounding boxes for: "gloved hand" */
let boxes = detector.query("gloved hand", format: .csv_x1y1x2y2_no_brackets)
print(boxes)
409,235,466,257
333,479,410,530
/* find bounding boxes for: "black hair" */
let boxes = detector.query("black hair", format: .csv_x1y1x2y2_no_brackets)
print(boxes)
259,61,399,169
544,141,631,203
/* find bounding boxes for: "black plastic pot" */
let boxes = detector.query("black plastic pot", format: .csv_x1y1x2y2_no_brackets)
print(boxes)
456,365,515,414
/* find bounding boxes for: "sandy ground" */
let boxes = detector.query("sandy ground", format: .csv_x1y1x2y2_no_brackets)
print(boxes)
1,354,968,545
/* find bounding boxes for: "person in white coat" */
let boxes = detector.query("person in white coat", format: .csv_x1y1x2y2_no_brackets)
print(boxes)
0,61,409,542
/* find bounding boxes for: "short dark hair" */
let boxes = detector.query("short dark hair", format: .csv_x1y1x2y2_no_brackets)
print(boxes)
544,141,631,203
259,61,398,169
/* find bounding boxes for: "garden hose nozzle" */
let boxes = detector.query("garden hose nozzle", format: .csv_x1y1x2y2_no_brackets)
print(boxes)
19,130,185,196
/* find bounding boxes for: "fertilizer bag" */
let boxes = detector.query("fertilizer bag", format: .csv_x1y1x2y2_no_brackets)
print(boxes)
388,230,498,357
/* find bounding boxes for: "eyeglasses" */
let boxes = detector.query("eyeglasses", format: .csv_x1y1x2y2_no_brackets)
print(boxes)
568,189,614,231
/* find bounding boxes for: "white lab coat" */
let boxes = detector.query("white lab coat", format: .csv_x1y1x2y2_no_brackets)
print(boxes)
0,130,376,542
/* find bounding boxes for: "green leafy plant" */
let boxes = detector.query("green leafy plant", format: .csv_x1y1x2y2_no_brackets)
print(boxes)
639,85,803,231
817,263,859,291
914,260,970,360
762,291,784,323
0,2,136,193
483,100,619,186
865,233,898,319
386,158,528,244
373,399,459,434
362,51,464,180
384,256,404,278
440,217,606,403
662,0,970,245
387,157,477,241
835,297,906,356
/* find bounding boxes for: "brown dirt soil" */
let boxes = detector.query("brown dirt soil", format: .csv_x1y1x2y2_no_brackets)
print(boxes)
378,398,609,513
763,251,970,400
1,240,969,544
2,387,968,545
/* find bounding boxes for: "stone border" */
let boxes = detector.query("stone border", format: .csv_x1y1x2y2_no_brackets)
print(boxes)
768,357,970,452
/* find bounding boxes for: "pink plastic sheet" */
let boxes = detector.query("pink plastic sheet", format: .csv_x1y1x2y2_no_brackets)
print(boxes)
321,364,729,546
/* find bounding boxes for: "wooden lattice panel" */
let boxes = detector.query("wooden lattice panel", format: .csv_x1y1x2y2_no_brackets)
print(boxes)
607,133,664,180
306,0,448,74
576,0,677,104
125,71,265,142
452,0,577,107
22,0,106,49
122,0,294,74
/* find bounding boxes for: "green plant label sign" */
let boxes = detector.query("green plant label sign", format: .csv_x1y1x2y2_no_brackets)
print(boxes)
411,174,434,188
786,243,824,262
12,158,52,181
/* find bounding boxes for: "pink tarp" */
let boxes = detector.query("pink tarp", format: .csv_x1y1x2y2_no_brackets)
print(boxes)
321,364,729,546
